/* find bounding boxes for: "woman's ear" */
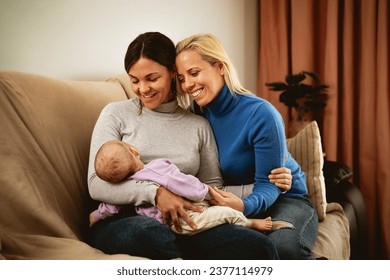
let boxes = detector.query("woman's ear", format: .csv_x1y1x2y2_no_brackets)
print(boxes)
215,61,224,76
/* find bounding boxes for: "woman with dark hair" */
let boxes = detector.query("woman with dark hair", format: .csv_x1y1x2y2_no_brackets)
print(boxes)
87,32,291,259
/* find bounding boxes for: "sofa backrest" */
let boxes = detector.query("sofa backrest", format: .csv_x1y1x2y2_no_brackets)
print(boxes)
0,72,129,258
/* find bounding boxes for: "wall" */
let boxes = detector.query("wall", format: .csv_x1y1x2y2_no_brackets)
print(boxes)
0,0,259,92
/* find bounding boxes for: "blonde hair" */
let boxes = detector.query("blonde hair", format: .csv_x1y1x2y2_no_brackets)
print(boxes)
94,140,137,183
175,33,251,108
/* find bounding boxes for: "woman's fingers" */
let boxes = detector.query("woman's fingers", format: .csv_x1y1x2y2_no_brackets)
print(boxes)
271,178,291,192
208,187,244,212
174,204,198,232
209,186,230,197
271,167,291,175
156,187,198,232
166,207,181,232
208,186,226,203
274,182,290,193
269,167,292,192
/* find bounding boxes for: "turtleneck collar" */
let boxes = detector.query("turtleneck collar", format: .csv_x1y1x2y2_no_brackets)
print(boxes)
153,99,180,113
137,98,180,114
204,84,238,117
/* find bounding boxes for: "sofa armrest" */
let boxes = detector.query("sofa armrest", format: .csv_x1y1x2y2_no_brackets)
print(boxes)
323,160,368,259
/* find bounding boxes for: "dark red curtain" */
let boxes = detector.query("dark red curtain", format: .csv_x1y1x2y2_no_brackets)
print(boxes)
257,0,389,259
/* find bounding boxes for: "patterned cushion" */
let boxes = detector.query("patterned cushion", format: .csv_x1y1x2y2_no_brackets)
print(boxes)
286,121,327,221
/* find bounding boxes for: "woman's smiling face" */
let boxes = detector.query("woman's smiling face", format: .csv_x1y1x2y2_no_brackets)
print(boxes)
176,50,225,107
128,57,175,109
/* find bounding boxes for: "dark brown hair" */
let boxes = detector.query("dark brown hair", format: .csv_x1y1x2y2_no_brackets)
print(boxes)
124,32,176,74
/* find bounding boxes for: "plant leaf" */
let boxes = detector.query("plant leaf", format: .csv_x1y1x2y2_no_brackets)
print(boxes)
266,70,329,114
303,71,320,82
265,82,287,91
285,72,306,85
279,91,298,107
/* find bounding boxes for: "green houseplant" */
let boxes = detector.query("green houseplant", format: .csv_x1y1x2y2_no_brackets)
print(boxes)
266,71,329,121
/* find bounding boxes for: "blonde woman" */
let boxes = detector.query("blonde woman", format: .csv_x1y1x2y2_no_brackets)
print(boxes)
175,34,318,259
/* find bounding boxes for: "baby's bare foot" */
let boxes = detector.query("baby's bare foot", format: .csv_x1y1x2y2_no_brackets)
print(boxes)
248,216,273,232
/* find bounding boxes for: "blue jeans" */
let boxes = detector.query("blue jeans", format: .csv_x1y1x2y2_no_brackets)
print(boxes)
175,223,278,259
258,196,319,260
89,209,279,260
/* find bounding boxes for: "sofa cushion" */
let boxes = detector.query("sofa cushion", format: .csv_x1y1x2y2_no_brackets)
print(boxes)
105,74,136,99
313,202,350,259
0,71,141,259
286,121,327,221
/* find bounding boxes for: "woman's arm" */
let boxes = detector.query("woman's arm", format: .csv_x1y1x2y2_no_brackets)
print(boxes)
87,103,159,206
88,102,203,231
208,103,292,216
242,103,291,216
204,104,292,214
196,121,224,188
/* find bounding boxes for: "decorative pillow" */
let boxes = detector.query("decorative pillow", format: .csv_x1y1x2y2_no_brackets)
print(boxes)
286,121,327,221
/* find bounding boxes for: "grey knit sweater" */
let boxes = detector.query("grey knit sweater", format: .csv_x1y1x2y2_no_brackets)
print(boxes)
87,98,223,207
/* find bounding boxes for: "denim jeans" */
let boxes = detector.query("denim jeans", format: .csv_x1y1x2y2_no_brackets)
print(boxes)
89,214,178,259
89,209,279,260
175,223,278,259
259,196,319,260
224,185,319,259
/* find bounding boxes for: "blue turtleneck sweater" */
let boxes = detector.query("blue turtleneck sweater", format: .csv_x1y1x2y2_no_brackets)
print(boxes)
203,84,307,216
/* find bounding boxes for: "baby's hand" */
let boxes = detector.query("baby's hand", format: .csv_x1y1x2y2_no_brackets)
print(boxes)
89,212,95,227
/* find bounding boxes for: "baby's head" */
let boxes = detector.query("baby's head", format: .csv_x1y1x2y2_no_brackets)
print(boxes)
95,140,143,183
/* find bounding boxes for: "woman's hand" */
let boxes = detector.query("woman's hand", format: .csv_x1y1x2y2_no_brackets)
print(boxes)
155,187,202,233
268,167,292,193
208,186,244,212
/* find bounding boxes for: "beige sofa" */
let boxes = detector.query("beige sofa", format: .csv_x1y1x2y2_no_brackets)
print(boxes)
0,71,353,260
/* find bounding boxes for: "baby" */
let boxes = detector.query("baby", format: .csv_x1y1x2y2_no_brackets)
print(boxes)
90,140,272,235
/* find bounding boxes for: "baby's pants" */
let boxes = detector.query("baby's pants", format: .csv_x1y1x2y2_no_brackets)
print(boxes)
171,201,249,235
